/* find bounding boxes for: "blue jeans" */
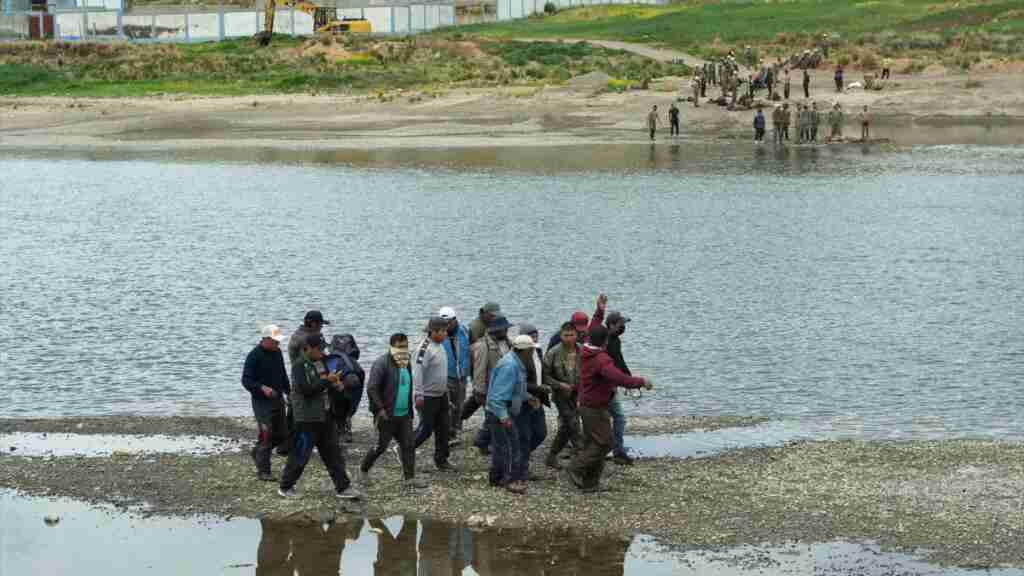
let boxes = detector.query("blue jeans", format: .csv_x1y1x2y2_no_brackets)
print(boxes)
486,411,524,485
608,391,626,456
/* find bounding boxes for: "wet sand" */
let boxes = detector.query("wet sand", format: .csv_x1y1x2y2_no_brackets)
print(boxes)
1,69,1022,156
1,416,1022,569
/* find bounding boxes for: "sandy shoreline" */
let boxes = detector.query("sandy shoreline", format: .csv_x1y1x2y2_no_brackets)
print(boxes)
2,68,1023,154
1,416,1022,568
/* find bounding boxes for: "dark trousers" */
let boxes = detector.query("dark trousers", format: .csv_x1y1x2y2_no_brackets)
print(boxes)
362,414,415,479
448,377,466,434
882,68,890,80
280,420,351,492
811,126,818,142
803,82,810,98
569,405,612,490
486,411,524,485
649,127,656,140
414,395,450,466
549,395,580,458
461,391,483,420
755,127,765,141
527,405,547,453
835,78,843,92
670,119,679,135
252,397,287,475
784,84,790,99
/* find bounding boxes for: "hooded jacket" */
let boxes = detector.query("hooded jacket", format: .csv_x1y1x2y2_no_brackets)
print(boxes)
578,344,645,408
327,334,366,388
471,334,509,395
291,352,332,422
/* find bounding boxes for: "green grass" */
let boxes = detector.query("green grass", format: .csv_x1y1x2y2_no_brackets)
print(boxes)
0,35,685,96
453,0,1024,56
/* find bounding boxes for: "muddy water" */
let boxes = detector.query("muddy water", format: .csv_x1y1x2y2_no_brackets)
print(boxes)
4,490,1021,576
1,144,1022,442
0,432,241,457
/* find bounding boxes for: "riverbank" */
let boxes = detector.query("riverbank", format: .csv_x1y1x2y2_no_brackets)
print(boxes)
1,416,1022,569
2,65,1023,155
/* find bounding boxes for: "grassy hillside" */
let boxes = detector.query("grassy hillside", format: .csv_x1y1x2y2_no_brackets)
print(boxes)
0,35,687,96
453,0,1024,62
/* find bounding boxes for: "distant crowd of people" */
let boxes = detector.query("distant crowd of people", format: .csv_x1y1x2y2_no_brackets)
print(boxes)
241,294,653,499
646,47,879,144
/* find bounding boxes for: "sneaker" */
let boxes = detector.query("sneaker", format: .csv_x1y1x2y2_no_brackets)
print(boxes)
277,487,296,498
357,468,372,486
612,452,635,466
257,471,275,482
336,486,362,500
403,477,429,490
275,447,289,457
390,444,400,460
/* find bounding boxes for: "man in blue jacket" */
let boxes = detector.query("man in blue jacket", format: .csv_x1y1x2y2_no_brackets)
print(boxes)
485,335,536,494
242,325,290,481
439,306,470,440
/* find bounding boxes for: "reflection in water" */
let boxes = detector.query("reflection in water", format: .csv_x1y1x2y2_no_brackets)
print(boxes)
254,515,631,576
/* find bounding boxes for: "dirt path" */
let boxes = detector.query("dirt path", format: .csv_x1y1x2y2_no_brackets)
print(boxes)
518,37,713,68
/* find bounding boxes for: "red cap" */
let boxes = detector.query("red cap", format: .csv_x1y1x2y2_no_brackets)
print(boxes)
570,311,589,331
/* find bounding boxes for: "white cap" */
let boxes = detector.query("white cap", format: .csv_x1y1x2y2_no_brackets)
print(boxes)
261,324,284,343
438,306,457,321
511,334,538,350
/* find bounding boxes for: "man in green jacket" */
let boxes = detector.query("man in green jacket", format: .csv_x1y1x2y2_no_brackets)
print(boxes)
279,334,361,500
543,322,581,469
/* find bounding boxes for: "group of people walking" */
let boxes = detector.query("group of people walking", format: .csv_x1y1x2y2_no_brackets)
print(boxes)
760,102,871,144
241,294,653,499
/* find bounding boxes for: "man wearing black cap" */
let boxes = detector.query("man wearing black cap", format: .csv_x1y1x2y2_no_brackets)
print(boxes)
288,310,330,365
279,333,360,499
413,316,453,471
606,310,634,465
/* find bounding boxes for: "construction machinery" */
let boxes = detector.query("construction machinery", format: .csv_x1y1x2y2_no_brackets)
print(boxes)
257,0,371,46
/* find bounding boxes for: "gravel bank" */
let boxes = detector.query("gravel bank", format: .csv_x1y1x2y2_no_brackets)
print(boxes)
0,417,1021,568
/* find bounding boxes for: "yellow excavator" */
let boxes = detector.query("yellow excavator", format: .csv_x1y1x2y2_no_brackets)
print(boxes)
257,0,371,46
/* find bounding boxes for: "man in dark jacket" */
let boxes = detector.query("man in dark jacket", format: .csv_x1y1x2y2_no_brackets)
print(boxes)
278,334,360,500
327,334,365,444
567,325,652,492
605,310,637,465
242,325,290,481
359,333,427,489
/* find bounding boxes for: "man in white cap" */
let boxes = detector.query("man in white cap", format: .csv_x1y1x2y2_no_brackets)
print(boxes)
439,306,470,440
485,334,537,494
242,325,290,481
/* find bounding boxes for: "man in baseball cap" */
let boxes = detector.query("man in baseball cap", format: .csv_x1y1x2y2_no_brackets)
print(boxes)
469,301,502,346
241,324,290,481
605,309,634,465
484,334,537,494
547,293,608,351
288,310,330,365
438,306,470,440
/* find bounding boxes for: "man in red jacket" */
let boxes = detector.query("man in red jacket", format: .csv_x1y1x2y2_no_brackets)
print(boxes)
566,325,653,492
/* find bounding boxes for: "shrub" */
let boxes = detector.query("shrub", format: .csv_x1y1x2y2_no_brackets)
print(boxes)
544,1,556,15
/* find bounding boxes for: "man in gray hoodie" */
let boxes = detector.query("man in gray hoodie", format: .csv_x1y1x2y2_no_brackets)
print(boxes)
413,316,453,471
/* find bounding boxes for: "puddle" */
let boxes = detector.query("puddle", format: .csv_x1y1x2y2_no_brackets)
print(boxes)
3,490,1021,575
627,420,845,459
0,432,241,458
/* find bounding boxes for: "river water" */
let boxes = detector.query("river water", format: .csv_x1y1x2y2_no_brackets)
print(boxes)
1,144,1022,440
